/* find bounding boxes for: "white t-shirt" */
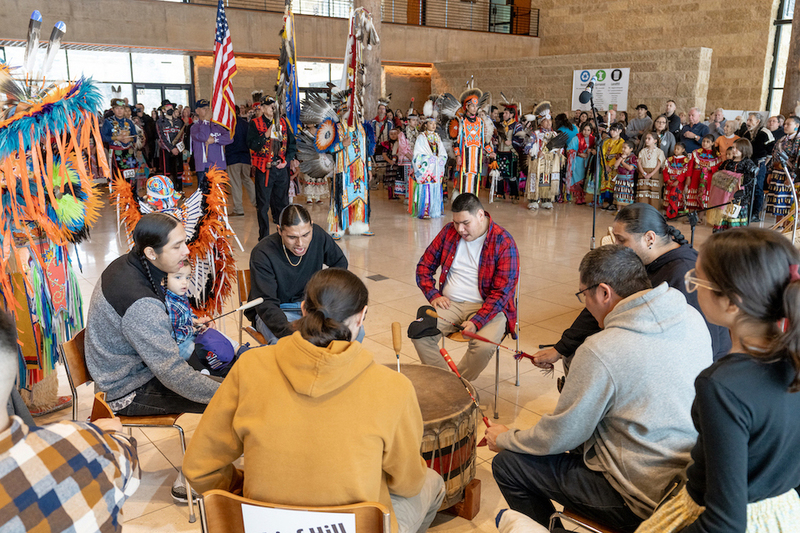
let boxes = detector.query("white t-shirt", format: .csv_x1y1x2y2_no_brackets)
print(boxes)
442,233,486,303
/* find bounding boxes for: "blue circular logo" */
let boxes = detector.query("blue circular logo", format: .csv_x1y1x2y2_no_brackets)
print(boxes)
580,70,591,82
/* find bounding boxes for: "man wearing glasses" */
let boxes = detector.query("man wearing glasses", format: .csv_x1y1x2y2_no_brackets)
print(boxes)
487,245,712,532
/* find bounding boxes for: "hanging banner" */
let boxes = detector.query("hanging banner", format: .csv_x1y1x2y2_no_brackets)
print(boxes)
571,68,630,112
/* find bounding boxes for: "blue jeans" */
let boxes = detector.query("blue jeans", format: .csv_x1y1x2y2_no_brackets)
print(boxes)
256,303,365,345
492,450,643,533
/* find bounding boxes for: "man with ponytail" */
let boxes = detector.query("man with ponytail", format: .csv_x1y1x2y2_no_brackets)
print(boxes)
185,269,445,533
534,203,730,379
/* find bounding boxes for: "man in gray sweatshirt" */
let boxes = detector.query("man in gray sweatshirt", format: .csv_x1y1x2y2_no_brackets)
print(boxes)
487,245,712,532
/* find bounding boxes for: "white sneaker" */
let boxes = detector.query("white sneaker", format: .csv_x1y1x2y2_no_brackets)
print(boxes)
542,202,553,209
528,202,539,210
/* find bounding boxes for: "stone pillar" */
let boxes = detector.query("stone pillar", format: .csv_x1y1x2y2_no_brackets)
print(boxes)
781,1,800,118
357,0,381,119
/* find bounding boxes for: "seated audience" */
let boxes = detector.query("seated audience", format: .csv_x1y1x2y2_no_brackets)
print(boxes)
0,310,141,532
411,193,519,381
246,204,357,344
637,227,800,532
680,108,709,153
489,244,713,532
184,268,445,533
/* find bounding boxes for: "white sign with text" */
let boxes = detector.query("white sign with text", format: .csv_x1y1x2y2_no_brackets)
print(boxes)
241,504,357,533
571,68,630,112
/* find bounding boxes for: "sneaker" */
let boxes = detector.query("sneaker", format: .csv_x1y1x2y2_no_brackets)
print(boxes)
171,475,200,504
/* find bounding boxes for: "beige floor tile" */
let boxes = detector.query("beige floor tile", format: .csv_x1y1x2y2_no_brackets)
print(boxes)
122,502,200,532
122,441,180,521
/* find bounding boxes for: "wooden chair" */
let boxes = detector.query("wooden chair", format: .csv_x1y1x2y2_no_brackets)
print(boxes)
549,509,624,533
236,269,267,346
442,280,521,419
199,490,391,533
60,329,197,523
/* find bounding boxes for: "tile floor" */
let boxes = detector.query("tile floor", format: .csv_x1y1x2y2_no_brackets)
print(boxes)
36,186,730,532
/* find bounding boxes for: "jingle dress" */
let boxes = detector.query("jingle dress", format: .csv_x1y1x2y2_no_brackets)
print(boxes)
686,148,719,210
765,132,800,217
525,129,563,205
663,154,691,219
613,154,638,208
566,133,595,204
601,137,625,205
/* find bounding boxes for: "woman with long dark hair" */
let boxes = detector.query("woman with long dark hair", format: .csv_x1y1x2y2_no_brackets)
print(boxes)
533,203,731,376
185,268,446,533
636,227,800,532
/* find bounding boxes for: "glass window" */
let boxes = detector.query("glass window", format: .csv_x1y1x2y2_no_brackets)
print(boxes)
164,88,191,108
297,61,344,88
295,0,352,18
1,46,68,82
66,50,132,82
131,53,191,84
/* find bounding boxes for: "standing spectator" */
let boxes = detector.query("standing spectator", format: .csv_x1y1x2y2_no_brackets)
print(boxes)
567,122,596,205
625,104,653,145
190,99,232,193
768,115,786,142
740,112,775,221
714,121,739,162
156,100,184,192
225,105,256,216
639,115,676,158
664,100,681,137
766,116,800,217
617,110,629,140
101,98,138,182
705,108,726,139
679,107,710,154
137,103,158,171
247,95,296,240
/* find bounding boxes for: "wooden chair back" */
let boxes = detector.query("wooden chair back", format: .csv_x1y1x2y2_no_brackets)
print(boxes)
62,329,91,389
236,270,251,306
200,490,391,533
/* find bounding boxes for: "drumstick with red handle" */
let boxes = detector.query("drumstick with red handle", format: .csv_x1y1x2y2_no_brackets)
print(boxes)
426,309,542,366
439,348,489,447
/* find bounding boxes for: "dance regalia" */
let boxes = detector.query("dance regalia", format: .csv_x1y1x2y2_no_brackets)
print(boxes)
663,154,691,219
766,133,800,217
525,129,563,207
636,147,666,210
371,114,392,188
100,116,139,181
601,138,624,205
710,158,757,232
386,131,412,199
567,133,594,204
455,114,493,195
686,148,718,209
496,116,524,199
613,155,638,207
410,132,446,218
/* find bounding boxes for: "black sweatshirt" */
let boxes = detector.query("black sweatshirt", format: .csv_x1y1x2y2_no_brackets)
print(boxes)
245,224,347,338
684,353,800,533
554,245,731,361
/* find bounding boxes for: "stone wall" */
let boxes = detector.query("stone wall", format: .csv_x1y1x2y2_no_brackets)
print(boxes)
385,66,432,115
431,47,712,117
532,0,780,112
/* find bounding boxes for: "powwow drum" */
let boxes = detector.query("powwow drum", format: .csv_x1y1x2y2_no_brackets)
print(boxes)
398,364,478,509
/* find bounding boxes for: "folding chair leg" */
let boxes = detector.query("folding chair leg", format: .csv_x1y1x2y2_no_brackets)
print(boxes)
515,357,520,387
493,347,500,419
177,425,196,523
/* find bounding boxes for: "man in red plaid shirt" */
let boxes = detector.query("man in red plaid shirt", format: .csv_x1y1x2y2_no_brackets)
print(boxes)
412,193,519,381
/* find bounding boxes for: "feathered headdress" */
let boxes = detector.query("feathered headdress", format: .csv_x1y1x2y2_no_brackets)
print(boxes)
459,88,482,109
423,94,438,122
251,90,263,106
534,101,552,121
377,94,392,109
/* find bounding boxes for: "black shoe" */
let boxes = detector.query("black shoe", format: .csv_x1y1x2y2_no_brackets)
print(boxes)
556,376,565,393
751,215,761,222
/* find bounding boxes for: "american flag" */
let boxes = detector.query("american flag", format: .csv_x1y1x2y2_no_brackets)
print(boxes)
212,0,237,132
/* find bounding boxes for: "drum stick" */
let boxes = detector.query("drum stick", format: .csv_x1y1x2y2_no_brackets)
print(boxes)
425,308,463,330
539,343,556,349
439,348,490,446
207,297,264,322
391,322,402,372
458,330,538,364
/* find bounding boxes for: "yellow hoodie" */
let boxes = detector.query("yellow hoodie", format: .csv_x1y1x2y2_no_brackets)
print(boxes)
183,332,427,532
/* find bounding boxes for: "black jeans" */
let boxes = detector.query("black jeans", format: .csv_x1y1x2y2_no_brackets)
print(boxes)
161,151,183,192
255,165,290,240
492,450,643,533
114,377,207,417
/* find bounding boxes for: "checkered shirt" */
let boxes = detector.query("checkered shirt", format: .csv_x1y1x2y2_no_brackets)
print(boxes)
416,213,519,336
165,289,196,345
0,416,140,532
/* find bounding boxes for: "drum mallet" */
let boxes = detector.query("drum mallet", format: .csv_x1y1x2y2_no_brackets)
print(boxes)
391,322,402,372
438,347,490,446
425,308,464,330
206,297,264,322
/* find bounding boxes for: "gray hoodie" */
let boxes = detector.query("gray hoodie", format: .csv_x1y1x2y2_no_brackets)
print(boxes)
497,283,712,518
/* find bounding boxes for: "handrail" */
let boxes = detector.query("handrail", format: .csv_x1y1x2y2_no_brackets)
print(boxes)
177,0,539,36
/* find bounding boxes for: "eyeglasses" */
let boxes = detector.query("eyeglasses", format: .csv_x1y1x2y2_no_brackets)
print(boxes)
575,284,599,303
684,268,718,293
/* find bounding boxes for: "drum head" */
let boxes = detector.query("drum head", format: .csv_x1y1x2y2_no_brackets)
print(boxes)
396,364,476,423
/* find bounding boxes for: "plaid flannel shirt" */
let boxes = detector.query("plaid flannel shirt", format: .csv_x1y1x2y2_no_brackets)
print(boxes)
416,213,519,336
0,416,140,532
166,289,196,345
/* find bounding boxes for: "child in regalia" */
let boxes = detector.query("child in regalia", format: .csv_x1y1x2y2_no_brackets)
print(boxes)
612,141,637,210
686,134,719,219
663,142,691,219
600,122,625,210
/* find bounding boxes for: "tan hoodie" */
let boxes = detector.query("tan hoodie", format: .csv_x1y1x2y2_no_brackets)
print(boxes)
183,332,427,532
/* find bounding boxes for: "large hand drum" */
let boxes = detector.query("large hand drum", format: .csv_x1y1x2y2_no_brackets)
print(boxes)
400,364,478,509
